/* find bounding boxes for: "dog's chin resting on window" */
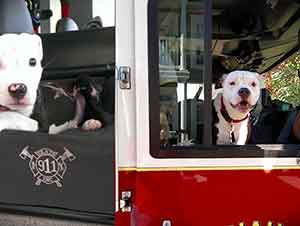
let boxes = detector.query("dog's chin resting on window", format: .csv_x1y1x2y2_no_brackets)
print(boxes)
0,33,43,132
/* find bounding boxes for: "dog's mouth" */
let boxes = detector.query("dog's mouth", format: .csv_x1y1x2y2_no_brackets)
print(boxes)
0,104,10,112
0,102,32,111
231,100,254,113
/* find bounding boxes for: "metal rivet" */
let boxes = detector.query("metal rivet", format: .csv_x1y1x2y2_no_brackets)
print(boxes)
162,220,171,226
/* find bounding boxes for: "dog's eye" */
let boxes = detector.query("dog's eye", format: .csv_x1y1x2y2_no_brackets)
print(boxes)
29,58,37,67
251,82,257,87
229,81,235,86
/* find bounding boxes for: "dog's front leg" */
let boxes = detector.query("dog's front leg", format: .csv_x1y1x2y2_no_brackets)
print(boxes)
49,93,86,134
0,112,38,132
236,120,249,145
49,120,78,134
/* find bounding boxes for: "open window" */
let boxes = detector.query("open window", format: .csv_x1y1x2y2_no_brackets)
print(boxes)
149,0,300,158
0,0,115,225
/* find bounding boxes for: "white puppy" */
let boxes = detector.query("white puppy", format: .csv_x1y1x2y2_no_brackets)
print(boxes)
0,33,43,132
213,70,260,144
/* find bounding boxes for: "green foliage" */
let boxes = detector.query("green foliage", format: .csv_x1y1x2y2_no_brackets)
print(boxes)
269,53,300,107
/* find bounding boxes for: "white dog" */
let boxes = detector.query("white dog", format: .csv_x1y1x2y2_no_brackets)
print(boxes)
213,70,261,144
0,33,43,132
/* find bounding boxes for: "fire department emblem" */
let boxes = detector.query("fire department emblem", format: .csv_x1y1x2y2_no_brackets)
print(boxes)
19,146,76,188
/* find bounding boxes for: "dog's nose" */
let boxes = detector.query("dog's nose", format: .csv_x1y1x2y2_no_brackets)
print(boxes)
8,83,27,99
238,88,250,98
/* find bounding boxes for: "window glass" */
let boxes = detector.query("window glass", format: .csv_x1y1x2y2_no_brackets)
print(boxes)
152,0,300,152
266,53,300,108
158,0,206,146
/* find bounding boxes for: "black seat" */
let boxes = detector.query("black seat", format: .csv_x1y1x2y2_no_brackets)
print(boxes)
249,89,293,144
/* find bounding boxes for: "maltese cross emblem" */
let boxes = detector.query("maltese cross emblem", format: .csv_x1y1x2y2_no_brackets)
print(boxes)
19,146,76,188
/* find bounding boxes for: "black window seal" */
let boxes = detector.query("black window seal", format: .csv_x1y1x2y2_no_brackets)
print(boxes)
203,0,213,145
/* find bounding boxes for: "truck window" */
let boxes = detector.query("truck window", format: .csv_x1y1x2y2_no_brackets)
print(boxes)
149,0,300,158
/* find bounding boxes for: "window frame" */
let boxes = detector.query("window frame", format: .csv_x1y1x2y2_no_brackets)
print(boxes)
148,0,300,158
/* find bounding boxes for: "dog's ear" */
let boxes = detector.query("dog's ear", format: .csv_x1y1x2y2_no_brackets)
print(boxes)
221,73,228,80
31,34,43,61
20,33,43,61
218,73,228,88
257,73,266,88
249,71,264,88
94,82,104,94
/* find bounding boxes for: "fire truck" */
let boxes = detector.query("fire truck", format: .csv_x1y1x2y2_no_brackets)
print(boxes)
0,0,300,226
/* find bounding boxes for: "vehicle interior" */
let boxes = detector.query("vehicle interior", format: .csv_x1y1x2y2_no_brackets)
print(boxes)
158,0,300,147
212,0,300,73
0,0,115,225
212,0,300,144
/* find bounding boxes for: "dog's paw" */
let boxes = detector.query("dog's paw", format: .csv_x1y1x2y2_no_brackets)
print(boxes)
18,118,39,132
29,120,39,132
82,119,102,131
67,120,79,129
49,120,78,134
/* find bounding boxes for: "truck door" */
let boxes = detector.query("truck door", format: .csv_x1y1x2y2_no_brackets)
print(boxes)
115,0,137,219
116,0,300,225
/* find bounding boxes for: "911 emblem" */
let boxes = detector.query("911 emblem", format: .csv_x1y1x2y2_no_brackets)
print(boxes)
19,146,76,188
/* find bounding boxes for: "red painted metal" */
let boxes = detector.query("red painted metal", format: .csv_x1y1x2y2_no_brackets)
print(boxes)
116,170,136,226
61,2,70,18
117,169,300,226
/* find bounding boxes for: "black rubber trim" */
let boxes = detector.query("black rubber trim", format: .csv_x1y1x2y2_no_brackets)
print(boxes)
148,0,161,158
157,144,300,158
0,203,114,225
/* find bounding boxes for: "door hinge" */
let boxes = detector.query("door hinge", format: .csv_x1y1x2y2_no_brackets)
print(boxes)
119,191,132,212
117,66,131,89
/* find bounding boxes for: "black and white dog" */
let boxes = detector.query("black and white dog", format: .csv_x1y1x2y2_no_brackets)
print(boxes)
213,70,261,144
49,75,113,134
0,33,43,132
